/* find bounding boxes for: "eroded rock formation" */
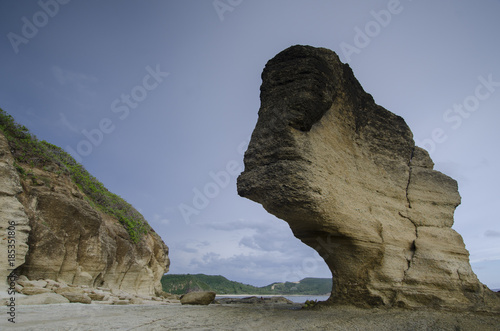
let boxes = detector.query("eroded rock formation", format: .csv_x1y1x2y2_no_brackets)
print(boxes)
0,132,169,297
237,45,500,310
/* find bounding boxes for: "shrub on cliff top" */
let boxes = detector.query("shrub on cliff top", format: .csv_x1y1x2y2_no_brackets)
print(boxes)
0,108,148,242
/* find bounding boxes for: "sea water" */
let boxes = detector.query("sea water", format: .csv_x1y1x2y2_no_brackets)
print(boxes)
283,295,330,303
216,295,330,304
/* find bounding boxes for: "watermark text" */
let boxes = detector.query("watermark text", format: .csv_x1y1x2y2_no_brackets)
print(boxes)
416,74,500,154
213,0,243,22
7,0,71,54
65,64,169,162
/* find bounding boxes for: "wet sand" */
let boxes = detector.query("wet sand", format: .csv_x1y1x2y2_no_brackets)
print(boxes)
1,302,499,330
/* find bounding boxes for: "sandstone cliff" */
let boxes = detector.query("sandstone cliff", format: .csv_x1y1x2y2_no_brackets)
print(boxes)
0,114,169,297
237,45,500,311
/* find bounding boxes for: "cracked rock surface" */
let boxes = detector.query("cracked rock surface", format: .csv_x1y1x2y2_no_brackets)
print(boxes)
237,45,500,311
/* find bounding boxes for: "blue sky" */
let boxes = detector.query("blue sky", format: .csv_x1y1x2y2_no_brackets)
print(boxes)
1,0,499,289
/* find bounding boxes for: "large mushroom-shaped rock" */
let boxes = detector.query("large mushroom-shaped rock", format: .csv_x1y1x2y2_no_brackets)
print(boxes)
237,45,500,311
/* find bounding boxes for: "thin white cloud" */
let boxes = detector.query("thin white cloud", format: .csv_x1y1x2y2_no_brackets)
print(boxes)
197,218,270,232
485,230,500,238
238,229,300,253
51,65,98,86
239,236,259,250
196,241,210,248
152,213,170,225
174,240,210,254
50,65,98,99
469,246,500,263
52,66,67,85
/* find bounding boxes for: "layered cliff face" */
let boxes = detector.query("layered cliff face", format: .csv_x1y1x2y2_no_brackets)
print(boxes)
238,45,500,310
0,129,169,297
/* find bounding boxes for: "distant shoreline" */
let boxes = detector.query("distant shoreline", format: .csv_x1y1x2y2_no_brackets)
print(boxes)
215,294,330,297
215,294,331,304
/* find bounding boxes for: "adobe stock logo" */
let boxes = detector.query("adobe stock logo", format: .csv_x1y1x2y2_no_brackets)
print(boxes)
66,65,169,163
178,139,248,225
178,112,282,225
339,0,411,62
415,74,500,154
7,0,71,54
213,0,243,22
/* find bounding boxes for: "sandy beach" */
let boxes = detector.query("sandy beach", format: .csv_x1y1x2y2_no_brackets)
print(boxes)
1,302,499,330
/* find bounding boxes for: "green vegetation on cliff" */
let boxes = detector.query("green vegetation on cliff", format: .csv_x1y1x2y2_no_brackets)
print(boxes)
161,274,332,295
0,108,148,242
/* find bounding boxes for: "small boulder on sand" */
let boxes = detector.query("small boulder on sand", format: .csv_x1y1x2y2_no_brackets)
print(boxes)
113,299,130,305
88,292,106,301
180,291,216,305
59,293,92,304
21,287,52,295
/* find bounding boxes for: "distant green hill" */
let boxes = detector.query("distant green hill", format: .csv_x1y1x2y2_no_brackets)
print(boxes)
161,274,332,295
260,277,332,295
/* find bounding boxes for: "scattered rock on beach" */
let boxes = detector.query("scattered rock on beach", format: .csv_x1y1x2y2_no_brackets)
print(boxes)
216,296,294,305
17,293,70,305
180,291,216,305
158,291,181,300
113,299,130,305
44,279,62,290
54,287,86,295
20,287,52,295
2,275,180,306
88,292,106,301
60,293,92,304
130,297,144,304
